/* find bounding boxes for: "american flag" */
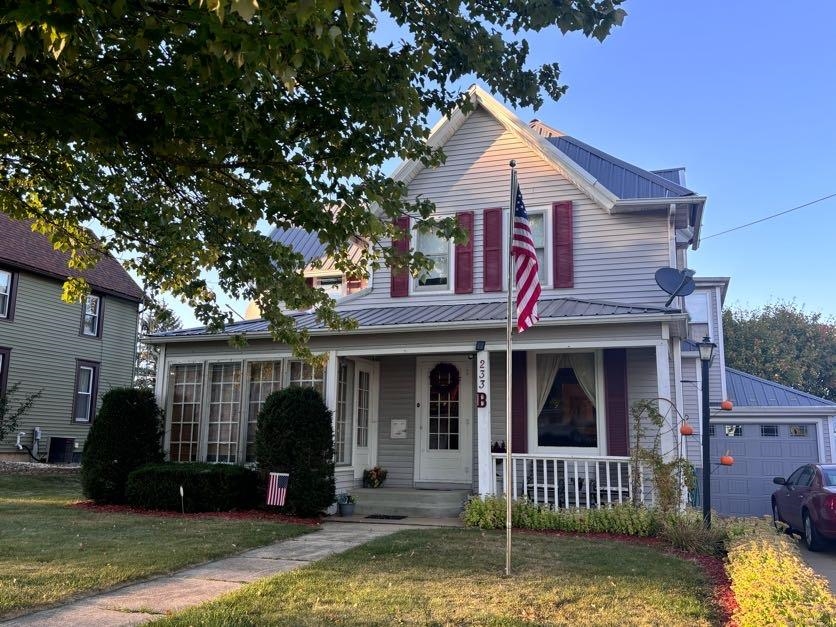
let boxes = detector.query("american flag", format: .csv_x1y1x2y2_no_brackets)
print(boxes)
511,184,541,332
266,472,289,507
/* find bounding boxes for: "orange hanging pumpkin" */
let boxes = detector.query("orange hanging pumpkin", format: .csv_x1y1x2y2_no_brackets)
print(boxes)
720,452,734,466
679,423,695,436
720,400,734,411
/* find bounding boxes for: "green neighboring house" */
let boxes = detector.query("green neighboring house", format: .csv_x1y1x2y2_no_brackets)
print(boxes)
0,213,143,462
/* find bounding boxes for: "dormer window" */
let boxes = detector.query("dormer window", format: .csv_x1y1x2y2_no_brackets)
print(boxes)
413,229,451,291
81,295,102,337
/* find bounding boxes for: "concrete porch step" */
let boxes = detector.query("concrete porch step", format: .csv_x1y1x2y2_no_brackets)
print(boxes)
350,488,470,518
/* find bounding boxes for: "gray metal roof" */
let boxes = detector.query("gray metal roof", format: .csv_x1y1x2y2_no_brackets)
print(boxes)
650,168,686,186
726,367,835,408
270,227,327,265
154,297,677,339
548,136,694,200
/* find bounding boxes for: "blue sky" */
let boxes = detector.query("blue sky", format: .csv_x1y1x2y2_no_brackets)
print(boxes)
170,1,836,326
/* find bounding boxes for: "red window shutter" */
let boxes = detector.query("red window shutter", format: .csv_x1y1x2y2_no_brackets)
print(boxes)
552,201,574,288
483,208,503,292
390,216,410,297
304,277,314,288
454,211,474,294
604,348,629,456
511,351,528,453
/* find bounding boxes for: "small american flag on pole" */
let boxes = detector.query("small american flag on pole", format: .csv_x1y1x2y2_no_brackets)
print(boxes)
511,184,541,332
266,472,289,507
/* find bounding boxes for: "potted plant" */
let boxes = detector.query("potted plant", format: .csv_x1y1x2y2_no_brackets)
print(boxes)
336,492,356,516
363,466,388,488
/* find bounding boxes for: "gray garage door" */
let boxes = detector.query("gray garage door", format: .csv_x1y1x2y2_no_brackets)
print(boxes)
708,422,818,516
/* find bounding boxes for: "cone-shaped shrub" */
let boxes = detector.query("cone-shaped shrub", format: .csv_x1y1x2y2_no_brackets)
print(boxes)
81,387,164,503
256,386,335,516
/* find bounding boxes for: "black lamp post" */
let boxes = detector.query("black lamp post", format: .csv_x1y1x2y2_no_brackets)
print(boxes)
697,336,717,529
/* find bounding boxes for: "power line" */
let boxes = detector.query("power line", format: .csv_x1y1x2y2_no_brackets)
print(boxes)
701,192,836,240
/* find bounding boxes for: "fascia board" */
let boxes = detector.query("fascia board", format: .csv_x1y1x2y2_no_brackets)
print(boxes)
148,312,687,344
712,407,836,417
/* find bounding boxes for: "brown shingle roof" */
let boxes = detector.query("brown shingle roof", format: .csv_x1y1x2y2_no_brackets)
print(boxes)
0,213,144,302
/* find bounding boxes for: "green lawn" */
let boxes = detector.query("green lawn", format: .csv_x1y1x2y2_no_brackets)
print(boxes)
0,473,312,618
154,528,718,626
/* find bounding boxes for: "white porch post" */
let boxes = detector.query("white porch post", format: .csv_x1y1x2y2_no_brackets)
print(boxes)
656,339,675,461
476,348,493,496
324,351,339,438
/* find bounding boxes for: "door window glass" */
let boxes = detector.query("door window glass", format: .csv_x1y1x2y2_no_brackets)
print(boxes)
428,363,460,450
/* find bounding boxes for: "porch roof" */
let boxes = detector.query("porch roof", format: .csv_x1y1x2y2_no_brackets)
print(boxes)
152,296,680,341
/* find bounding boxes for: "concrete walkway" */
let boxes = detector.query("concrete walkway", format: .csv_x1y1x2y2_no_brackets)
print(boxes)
3,522,422,627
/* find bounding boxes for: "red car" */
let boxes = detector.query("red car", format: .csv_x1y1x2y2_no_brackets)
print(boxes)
772,464,836,551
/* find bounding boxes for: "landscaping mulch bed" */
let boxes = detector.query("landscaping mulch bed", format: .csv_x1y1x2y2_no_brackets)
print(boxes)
0,461,79,475
71,500,322,526
521,529,738,626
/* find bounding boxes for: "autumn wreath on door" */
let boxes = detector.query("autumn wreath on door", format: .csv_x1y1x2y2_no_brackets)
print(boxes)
430,362,460,399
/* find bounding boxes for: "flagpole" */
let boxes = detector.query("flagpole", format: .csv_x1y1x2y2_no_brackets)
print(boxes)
505,160,516,577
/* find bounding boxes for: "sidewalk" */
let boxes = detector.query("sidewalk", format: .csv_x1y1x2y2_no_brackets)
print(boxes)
3,521,429,627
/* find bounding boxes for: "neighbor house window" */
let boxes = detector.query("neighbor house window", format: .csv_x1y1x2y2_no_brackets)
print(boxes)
73,360,99,423
334,360,352,465
413,228,450,291
0,270,15,320
0,347,10,394
288,360,324,396
246,361,283,462
168,364,203,462
206,363,242,463
81,295,102,336
534,353,597,449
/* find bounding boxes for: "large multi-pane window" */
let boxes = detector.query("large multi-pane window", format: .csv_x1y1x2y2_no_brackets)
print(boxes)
413,228,450,291
169,364,203,461
535,353,597,449
289,360,324,395
334,361,352,465
206,363,242,463
246,361,283,462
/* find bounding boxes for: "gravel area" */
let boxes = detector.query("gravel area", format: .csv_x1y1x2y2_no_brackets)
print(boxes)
0,460,80,475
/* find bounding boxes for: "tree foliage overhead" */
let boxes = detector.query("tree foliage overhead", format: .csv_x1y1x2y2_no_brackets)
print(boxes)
723,302,835,401
0,0,625,353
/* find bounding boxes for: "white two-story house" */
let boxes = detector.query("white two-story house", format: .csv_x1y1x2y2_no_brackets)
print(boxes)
150,86,835,517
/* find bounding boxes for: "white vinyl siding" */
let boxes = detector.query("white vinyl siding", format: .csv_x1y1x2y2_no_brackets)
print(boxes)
366,107,670,307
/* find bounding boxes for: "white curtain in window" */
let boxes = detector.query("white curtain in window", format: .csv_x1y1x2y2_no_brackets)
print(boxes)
567,353,596,407
536,354,561,414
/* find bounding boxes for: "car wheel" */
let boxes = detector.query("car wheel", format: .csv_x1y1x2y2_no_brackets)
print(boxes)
772,501,790,534
803,511,825,552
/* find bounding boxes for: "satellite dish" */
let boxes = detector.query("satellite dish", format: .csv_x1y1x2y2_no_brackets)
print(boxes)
655,267,696,307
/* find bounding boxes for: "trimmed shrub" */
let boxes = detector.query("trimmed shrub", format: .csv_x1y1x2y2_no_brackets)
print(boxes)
462,496,661,537
657,509,731,556
726,524,836,626
126,462,259,512
255,386,335,516
81,387,164,503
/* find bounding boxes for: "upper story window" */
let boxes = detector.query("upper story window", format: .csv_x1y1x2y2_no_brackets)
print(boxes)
0,269,15,320
413,229,451,291
81,295,102,337
526,210,549,285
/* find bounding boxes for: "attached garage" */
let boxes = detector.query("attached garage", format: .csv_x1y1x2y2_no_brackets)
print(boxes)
706,368,835,517
710,422,819,516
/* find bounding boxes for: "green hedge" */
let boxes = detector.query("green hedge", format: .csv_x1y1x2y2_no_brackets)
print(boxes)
125,463,259,512
726,525,836,626
462,496,660,537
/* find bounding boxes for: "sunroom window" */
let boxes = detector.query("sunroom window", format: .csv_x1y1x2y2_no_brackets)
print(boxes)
413,229,450,291
535,353,597,449
289,360,324,396
206,363,242,463
246,361,283,462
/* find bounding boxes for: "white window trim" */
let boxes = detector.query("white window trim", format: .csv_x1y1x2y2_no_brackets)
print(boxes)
0,269,11,318
409,217,455,295
82,295,101,336
502,205,553,290
526,349,607,456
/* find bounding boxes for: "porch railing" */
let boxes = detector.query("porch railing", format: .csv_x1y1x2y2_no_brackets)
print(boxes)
491,453,652,508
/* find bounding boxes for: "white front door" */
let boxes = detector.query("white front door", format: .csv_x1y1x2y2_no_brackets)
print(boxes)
352,359,379,479
415,357,472,484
